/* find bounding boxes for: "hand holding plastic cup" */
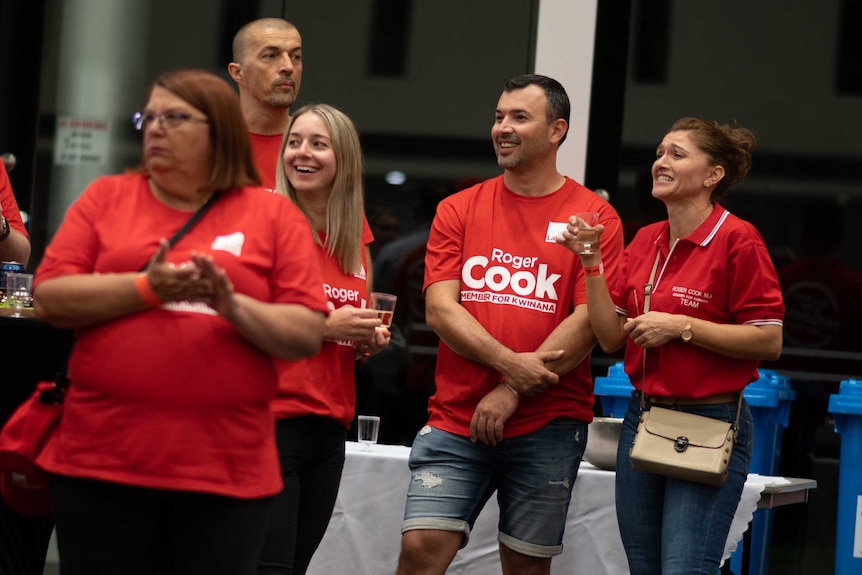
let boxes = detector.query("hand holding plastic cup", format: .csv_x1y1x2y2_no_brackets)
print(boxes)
369,292,397,328
572,212,600,255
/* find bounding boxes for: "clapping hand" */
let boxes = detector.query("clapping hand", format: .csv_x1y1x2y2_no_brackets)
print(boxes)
144,239,208,303
188,252,235,318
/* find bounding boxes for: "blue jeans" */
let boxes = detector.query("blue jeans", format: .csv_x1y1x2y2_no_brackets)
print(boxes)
402,419,587,558
615,391,753,575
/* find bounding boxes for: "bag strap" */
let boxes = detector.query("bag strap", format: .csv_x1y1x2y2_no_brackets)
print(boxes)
55,191,224,394
639,250,662,412
642,249,662,315
166,192,221,248
637,247,744,438
139,191,222,272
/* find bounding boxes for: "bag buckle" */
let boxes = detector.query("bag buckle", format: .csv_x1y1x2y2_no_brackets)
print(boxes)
674,436,690,453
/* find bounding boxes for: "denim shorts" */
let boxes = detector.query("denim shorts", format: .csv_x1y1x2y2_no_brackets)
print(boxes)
401,419,587,557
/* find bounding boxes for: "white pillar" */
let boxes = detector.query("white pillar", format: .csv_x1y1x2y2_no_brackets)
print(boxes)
48,0,150,235
534,0,599,183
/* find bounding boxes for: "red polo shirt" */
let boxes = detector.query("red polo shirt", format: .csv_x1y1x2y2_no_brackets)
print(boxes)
613,205,784,396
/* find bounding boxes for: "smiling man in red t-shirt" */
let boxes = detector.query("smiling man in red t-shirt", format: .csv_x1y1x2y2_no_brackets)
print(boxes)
395,74,624,575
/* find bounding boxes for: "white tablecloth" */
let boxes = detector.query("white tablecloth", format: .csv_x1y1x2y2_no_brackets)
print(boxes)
307,442,765,574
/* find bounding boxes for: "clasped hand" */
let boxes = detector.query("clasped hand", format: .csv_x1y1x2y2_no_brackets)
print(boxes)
143,239,235,317
470,349,563,446
624,311,680,349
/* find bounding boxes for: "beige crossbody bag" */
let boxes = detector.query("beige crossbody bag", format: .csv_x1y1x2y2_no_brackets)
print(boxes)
628,250,741,487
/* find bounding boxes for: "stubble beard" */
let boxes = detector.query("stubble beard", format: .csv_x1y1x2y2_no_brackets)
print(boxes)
265,90,296,109
496,148,525,170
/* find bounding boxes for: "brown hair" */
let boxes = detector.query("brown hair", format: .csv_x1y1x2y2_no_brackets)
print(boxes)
137,69,260,191
504,74,570,144
669,117,756,203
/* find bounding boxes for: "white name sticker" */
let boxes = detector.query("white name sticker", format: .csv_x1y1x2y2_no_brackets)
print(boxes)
545,221,568,243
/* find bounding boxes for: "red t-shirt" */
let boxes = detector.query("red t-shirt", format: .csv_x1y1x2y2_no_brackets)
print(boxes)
0,162,29,236
249,132,284,192
34,174,328,499
423,176,624,438
612,205,785,396
271,219,374,428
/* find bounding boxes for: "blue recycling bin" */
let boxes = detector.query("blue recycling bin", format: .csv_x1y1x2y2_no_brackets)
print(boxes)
828,379,862,575
593,362,634,418
728,369,796,575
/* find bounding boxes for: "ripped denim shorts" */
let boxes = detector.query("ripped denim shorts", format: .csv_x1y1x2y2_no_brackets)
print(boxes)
401,419,586,557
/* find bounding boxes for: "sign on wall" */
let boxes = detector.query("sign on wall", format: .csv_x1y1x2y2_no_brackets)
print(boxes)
53,117,109,165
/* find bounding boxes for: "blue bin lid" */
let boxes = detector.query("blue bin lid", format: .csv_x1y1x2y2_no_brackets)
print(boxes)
743,370,796,407
605,362,626,378
828,379,862,415
594,362,635,397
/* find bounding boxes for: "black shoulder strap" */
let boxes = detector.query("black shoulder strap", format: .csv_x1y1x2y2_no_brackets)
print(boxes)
43,191,226,396
166,192,221,248
53,192,225,391
138,192,222,272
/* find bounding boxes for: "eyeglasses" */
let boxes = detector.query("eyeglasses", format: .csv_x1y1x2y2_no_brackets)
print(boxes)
132,112,209,131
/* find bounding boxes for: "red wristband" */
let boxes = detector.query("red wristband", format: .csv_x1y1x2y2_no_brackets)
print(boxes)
135,273,162,307
584,263,604,277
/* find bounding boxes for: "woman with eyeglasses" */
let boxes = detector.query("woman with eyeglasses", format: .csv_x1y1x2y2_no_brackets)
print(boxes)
557,118,784,574
32,69,329,575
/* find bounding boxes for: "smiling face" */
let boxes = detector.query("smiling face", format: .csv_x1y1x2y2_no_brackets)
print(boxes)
491,85,559,171
142,86,211,183
282,112,337,196
651,130,722,203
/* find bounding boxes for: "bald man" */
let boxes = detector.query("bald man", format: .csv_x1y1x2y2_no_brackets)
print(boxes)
228,18,303,190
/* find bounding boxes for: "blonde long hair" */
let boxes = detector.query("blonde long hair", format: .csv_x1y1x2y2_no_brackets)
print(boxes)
276,104,365,274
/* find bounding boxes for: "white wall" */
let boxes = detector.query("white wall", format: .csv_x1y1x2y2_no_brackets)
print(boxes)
534,0,598,182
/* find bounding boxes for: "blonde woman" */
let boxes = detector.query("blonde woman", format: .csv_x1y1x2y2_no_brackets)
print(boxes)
258,104,390,575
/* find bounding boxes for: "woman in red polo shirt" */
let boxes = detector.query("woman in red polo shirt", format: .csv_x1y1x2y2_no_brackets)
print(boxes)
558,117,784,574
